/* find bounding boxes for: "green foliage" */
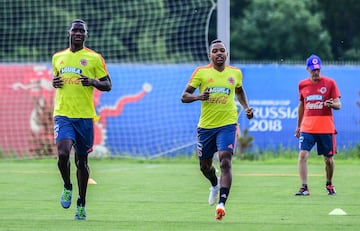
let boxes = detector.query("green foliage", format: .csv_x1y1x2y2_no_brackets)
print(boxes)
230,0,332,61
2,0,360,62
0,0,213,63
13,46,39,61
318,0,360,61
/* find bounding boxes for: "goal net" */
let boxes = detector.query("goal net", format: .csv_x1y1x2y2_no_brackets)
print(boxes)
0,0,217,158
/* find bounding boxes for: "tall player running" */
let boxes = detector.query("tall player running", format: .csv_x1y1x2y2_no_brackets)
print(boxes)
52,19,112,220
181,39,253,221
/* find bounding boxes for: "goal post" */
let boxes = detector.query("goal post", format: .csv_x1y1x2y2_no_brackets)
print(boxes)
217,0,230,64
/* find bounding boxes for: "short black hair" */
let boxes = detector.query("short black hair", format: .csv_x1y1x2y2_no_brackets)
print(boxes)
71,19,87,26
69,19,88,34
209,39,226,52
210,39,223,45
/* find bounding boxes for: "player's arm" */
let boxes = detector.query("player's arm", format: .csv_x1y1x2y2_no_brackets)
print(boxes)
235,86,253,119
181,85,209,103
79,74,112,92
295,100,304,138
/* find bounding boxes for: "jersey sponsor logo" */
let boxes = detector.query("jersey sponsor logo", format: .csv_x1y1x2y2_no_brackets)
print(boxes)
208,87,230,95
63,76,81,84
60,66,82,75
208,78,214,83
207,95,227,104
306,94,323,101
306,101,325,109
207,87,230,104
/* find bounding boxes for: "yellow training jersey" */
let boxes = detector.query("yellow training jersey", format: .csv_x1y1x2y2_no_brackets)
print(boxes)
189,64,243,128
52,47,108,118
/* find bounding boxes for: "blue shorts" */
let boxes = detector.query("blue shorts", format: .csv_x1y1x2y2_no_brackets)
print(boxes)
298,132,336,157
54,115,94,155
196,124,237,160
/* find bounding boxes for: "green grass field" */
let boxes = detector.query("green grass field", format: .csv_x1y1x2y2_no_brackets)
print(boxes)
0,157,359,231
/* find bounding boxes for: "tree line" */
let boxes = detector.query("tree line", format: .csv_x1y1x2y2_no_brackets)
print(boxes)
223,0,360,62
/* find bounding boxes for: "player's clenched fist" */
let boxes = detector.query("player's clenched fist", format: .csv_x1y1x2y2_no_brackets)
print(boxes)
199,87,210,101
52,76,64,88
245,107,254,119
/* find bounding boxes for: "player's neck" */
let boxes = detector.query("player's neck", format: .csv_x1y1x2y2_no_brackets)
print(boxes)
213,64,225,72
70,44,84,52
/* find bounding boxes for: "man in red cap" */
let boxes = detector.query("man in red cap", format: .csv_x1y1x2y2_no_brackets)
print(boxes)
294,54,341,196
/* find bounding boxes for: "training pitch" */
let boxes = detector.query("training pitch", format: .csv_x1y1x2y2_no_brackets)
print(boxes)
0,158,359,231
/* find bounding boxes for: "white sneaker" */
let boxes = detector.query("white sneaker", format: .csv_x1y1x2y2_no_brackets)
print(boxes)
208,178,220,206
215,202,225,221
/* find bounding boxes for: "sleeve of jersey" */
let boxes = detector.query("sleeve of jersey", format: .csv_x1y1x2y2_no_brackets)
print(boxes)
188,68,202,88
331,80,341,98
236,69,243,88
298,81,304,101
51,55,58,76
94,54,109,79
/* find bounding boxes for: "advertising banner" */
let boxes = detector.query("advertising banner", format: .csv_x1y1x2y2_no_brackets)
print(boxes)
2,64,359,157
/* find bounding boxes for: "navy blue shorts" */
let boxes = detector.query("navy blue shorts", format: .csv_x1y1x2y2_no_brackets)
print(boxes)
54,115,94,155
298,132,336,157
196,124,237,160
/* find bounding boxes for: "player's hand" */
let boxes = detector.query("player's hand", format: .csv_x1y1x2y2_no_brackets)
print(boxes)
325,98,334,108
52,76,64,88
245,107,254,119
199,87,210,101
79,74,94,87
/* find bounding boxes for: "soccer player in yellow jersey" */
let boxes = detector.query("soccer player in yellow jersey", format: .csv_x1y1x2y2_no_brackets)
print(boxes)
52,19,112,220
181,39,253,221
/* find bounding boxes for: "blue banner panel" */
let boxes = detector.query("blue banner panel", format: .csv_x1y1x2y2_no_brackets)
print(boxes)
98,64,359,157
238,64,360,151
2,64,359,157
98,64,200,158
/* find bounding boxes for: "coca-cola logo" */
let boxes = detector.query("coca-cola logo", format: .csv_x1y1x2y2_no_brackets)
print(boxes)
63,76,81,84
306,101,325,109
207,95,227,104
